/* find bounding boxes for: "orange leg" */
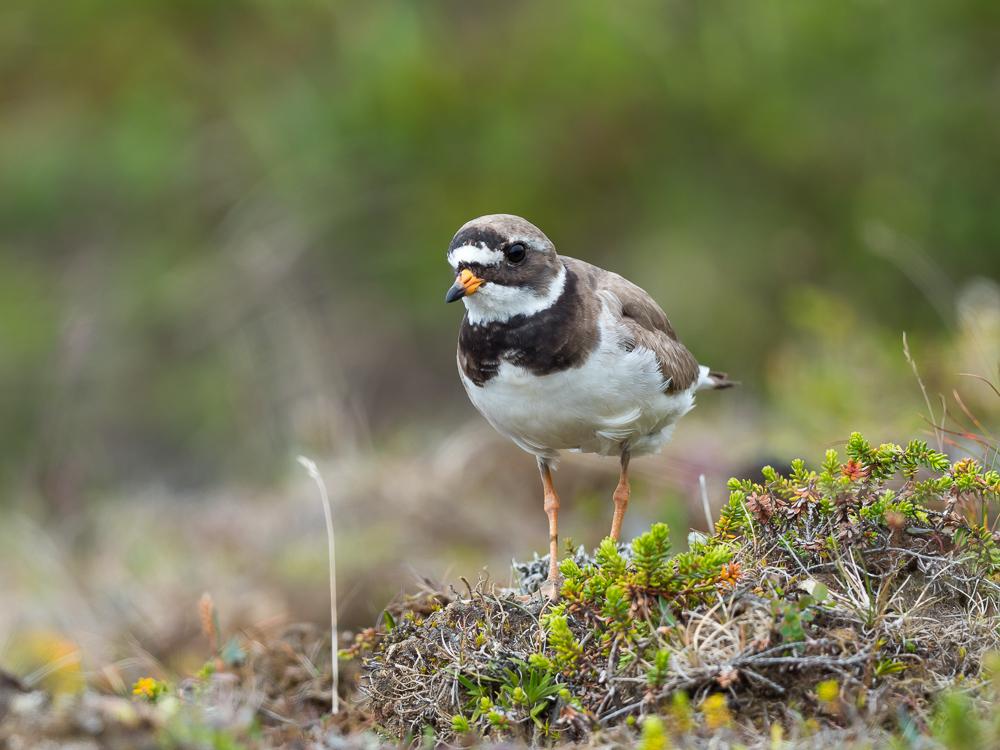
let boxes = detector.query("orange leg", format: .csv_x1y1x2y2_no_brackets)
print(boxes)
538,459,561,600
609,451,631,542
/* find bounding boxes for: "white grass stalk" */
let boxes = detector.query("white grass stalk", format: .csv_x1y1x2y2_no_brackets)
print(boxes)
297,456,339,714
24,649,82,687
903,331,943,451
699,474,712,532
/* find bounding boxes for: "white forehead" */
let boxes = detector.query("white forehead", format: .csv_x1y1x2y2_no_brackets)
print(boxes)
447,244,503,269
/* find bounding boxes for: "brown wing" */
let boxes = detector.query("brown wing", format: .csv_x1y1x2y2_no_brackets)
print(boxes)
566,258,700,393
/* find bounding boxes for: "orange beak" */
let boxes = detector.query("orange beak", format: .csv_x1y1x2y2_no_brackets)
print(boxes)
445,269,485,303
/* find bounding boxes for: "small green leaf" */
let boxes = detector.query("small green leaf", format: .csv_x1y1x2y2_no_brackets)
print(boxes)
221,637,245,667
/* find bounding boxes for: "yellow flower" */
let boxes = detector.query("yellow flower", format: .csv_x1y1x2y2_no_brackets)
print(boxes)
668,691,695,733
638,715,669,750
816,679,839,703
132,677,164,700
702,693,732,730
770,723,784,749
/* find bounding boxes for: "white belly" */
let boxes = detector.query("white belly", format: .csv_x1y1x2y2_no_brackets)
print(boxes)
459,309,698,460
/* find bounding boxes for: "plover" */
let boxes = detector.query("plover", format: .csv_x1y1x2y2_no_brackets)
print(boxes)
445,214,733,596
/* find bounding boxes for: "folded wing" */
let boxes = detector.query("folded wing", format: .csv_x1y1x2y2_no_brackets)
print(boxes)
567,258,701,394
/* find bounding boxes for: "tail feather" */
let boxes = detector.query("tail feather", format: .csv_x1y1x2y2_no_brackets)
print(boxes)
697,366,738,391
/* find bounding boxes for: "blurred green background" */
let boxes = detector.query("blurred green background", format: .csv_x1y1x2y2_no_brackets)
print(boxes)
2,0,1000,676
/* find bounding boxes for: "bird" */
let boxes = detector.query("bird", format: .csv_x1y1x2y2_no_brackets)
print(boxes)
445,214,734,597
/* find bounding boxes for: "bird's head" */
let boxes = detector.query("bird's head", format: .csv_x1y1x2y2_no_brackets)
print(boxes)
445,214,566,324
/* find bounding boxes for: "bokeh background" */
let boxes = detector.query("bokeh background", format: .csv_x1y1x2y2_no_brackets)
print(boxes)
2,0,999,686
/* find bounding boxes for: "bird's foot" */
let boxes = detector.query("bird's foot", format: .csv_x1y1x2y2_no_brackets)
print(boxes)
512,576,560,602
539,576,560,602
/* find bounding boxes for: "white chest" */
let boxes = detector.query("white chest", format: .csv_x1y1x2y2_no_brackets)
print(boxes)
458,308,697,459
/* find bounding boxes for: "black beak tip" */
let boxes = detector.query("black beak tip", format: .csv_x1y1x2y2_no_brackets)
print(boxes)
445,286,465,304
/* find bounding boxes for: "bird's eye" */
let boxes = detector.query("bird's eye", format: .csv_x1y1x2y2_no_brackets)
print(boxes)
507,244,526,263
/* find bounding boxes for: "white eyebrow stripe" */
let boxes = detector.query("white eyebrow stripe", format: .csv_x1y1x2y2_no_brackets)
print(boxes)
448,244,504,268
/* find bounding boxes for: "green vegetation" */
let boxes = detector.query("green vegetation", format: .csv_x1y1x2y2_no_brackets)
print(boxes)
718,433,1000,577
355,432,1000,747
451,660,567,740
528,525,738,679
770,583,827,647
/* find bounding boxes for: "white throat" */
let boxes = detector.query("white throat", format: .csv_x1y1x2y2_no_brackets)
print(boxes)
463,263,567,325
